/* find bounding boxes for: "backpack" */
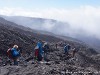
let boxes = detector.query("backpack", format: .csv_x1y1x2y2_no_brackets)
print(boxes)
64,46,67,50
7,48,12,59
68,45,71,50
12,48,20,57
35,49,39,57
43,45,49,53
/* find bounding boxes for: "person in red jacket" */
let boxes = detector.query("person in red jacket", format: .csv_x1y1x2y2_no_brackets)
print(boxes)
34,46,39,61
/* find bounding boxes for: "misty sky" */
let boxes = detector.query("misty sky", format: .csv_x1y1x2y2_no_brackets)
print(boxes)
0,0,100,39
0,0,100,9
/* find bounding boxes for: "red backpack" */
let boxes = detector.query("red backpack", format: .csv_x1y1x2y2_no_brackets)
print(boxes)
35,49,39,57
7,48,12,59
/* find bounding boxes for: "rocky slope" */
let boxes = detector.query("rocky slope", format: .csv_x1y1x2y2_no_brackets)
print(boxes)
0,17,100,75
0,46,100,75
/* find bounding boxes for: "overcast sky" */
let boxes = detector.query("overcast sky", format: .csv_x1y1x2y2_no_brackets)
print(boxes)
0,0,100,39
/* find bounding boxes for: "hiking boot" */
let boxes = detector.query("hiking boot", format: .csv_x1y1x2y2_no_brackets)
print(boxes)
3,63,6,66
10,63,13,65
39,61,44,64
31,61,34,64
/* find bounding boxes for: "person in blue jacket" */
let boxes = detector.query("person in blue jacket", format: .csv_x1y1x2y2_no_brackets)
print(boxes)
64,44,69,55
11,45,20,65
64,44,71,55
37,40,43,61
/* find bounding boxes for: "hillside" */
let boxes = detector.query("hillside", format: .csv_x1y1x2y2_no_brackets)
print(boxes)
0,17,100,75
0,17,63,55
2,15,100,52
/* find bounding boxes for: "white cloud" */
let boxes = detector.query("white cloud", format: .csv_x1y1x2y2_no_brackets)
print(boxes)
0,6,100,39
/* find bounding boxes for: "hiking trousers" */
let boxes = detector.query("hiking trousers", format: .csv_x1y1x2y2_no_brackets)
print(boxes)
44,52,47,61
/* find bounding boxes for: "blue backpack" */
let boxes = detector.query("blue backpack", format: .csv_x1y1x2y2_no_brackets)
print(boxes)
12,48,20,57
64,46,67,50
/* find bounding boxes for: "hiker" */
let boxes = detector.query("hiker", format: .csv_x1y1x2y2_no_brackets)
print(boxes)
35,46,39,60
72,47,79,58
37,40,43,62
67,44,71,55
31,45,39,64
55,43,58,49
3,44,13,66
64,44,71,55
67,44,71,51
72,48,76,57
42,42,49,61
11,45,20,65
64,44,68,54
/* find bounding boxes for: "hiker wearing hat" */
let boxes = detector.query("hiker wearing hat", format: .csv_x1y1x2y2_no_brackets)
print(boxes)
11,45,20,65
42,42,49,61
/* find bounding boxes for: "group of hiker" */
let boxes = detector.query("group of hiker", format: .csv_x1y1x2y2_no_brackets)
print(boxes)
64,44,77,57
33,40,49,63
5,40,49,66
4,40,77,66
